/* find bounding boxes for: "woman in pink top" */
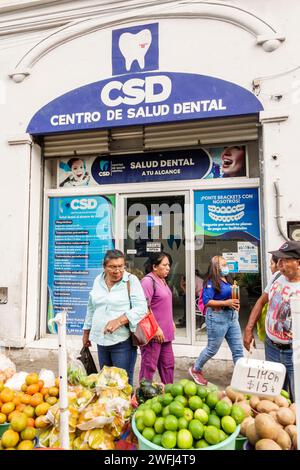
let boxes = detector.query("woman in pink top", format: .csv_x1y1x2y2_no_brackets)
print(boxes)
139,252,175,384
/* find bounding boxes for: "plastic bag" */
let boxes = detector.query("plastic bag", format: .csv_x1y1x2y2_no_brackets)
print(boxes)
77,347,97,375
0,353,16,383
39,368,55,388
5,371,28,390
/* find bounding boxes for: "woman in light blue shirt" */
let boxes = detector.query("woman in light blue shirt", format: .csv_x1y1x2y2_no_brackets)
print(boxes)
82,249,147,385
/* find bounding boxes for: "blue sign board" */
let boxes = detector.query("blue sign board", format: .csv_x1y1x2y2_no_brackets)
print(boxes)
27,72,263,135
194,188,260,241
47,195,115,335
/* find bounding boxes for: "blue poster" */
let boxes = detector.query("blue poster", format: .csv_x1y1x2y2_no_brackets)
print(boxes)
194,188,260,241
47,195,115,335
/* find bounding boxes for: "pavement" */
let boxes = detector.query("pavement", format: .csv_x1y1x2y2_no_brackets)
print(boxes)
3,347,234,390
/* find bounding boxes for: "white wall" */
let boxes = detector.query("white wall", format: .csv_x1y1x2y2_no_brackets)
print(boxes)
1,0,300,347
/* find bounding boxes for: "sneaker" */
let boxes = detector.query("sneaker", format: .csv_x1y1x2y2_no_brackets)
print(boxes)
188,366,208,385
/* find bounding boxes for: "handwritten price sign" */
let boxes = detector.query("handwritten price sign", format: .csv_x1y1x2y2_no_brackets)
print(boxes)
231,358,286,396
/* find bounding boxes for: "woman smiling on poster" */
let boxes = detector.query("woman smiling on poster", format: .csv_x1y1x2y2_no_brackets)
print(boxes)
221,146,246,178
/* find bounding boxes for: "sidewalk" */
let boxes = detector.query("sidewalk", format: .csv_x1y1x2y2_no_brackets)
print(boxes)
3,347,234,390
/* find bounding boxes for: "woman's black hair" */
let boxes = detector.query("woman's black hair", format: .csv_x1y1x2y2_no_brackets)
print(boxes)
202,255,232,292
103,249,125,267
144,252,172,274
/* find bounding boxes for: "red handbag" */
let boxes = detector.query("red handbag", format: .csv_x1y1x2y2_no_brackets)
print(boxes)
127,279,159,347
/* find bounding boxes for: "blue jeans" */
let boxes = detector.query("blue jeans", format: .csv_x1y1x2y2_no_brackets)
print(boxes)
97,337,137,386
195,308,244,370
265,336,294,402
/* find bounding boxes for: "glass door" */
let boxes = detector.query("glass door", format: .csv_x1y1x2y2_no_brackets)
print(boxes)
122,192,191,343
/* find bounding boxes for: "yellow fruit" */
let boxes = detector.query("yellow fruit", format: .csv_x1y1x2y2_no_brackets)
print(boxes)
20,427,37,440
35,416,48,428
0,388,14,403
27,384,40,396
1,402,15,415
8,411,23,422
17,440,34,450
30,393,43,408
25,373,39,386
0,412,7,424
23,405,35,418
45,396,57,406
48,387,59,397
55,378,60,388
20,394,31,405
10,412,28,432
0,381,5,392
21,384,27,393
1,429,19,448
35,402,50,417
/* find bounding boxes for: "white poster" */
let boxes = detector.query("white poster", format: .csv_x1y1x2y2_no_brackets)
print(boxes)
237,242,259,272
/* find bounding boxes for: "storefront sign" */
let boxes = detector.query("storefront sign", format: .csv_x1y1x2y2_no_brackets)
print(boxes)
47,195,115,335
58,146,247,187
27,22,263,134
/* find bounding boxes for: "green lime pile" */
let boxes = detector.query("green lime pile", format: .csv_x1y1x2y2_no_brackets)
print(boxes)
134,380,244,449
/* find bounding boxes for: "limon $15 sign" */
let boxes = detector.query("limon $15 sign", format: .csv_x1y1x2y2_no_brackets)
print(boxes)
230,358,286,396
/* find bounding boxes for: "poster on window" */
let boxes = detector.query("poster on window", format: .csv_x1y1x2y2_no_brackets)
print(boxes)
47,195,115,334
194,188,259,273
57,146,247,187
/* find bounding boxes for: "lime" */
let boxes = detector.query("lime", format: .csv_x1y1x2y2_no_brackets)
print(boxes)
164,414,178,432
204,425,221,445
161,430,177,449
177,429,193,449
195,439,210,448
135,409,144,420
152,434,163,447
158,395,165,404
164,384,173,393
138,403,147,410
162,393,174,406
162,405,170,417
154,417,165,434
179,379,189,387
171,383,184,397
144,399,152,408
184,381,197,396
136,417,145,432
188,396,203,411
152,396,159,403
281,389,289,399
194,408,209,424
151,402,162,415
142,427,155,442
207,414,221,429
169,401,185,418
197,385,208,399
188,419,204,440
202,403,210,416
215,400,232,417
221,416,236,434
219,429,228,442
183,407,194,422
178,417,189,430
230,404,245,424
207,384,218,393
206,392,219,409
143,409,156,427
174,395,188,407
210,409,217,415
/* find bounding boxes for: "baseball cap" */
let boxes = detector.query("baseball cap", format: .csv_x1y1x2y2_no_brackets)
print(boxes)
269,240,300,259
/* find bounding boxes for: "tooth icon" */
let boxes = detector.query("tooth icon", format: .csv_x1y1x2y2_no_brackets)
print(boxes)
119,29,152,71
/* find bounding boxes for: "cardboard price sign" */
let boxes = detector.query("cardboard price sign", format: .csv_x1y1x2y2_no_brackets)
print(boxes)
231,358,286,396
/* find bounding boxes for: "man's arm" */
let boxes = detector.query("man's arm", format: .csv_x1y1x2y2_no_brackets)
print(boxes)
243,292,268,351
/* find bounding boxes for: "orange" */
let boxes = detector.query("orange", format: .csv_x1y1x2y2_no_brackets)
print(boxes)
16,404,26,412
25,373,39,386
1,429,20,448
21,384,27,393
8,410,22,422
30,393,43,408
27,417,35,427
40,387,49,397
20,394,31,405
10,412,28,432
45,396,57,406
35,416,48,428
35,402,50,417
55,378,60,388
26,384,39,396
13,396,21,406
48,387,59,397
23,405,35,418
0,412,7,424
38,380,44,391
1,402,15,415
0,388,14,403
17,440,34,450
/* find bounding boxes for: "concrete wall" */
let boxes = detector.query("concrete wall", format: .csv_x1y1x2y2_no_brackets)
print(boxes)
0,0,300,348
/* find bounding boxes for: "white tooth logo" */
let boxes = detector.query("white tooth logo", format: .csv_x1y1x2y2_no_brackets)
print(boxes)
119,29,152,71
208,204,245,222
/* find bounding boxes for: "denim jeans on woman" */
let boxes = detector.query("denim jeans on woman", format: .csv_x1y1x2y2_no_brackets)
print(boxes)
97,337,137,386
195,307,244,370
265,336,294,402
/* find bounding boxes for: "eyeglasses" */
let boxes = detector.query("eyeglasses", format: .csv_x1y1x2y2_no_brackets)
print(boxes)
106,265,125,272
